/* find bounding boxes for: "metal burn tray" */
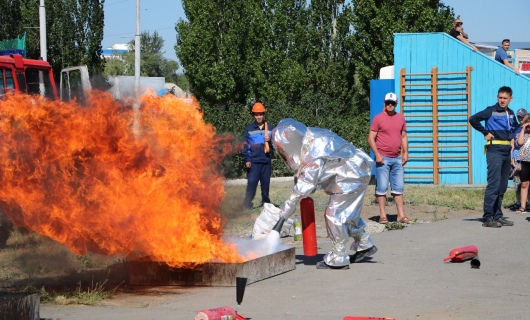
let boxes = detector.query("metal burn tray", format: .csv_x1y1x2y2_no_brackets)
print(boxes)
0,292,39,320
128,247,295,287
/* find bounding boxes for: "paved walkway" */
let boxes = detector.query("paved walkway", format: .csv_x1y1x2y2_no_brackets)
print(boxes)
41,210,530,320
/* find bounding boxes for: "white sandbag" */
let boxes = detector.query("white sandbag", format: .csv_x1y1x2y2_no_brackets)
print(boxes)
251,203,293,240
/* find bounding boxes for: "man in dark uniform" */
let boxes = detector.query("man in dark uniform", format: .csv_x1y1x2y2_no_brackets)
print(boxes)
469,86,517,227
242,102,274,209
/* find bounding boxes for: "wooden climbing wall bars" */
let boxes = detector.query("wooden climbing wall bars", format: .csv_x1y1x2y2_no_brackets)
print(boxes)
399,66,473,185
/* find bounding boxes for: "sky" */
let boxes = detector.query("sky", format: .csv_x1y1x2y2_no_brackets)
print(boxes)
102,0,530,64
103,0,184,61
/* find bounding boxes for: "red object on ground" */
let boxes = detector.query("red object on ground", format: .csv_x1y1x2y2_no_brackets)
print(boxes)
343,317,396,320
236,314,247,320
195,306,237,320
443,245,478,262
300,197,317,256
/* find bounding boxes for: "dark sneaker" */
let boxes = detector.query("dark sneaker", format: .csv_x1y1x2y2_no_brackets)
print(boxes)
497,218,514,226
350,246,378,263
316,261,350,270
482,217,501,228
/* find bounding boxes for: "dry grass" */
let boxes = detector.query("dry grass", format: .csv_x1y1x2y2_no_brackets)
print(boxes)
219,183,495,236
403,185,489,209
0,228,127,305
39,279,118,305
222,183,490,213
2,228,122,278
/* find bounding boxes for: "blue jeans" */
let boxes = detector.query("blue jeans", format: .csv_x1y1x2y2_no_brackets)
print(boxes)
375,156,404,196
244,162,271,208
484,146,511,220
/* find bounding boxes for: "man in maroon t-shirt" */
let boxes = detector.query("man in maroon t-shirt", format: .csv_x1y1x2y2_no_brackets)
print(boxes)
368,92,410,224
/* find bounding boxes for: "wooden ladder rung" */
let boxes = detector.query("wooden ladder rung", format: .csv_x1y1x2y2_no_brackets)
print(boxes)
402,83,433,86
437,166,471,169
437,81,468,85
402,93,433,97
437,92,468,96
404,176,435,179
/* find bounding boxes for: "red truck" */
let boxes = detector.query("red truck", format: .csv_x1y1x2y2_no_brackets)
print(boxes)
1,54,188,103
0,53,58,99
0,54,91,246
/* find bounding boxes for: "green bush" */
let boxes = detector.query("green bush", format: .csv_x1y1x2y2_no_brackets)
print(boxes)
203,91,370,179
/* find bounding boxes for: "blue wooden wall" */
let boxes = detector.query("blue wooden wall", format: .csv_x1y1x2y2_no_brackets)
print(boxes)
393,32,530,184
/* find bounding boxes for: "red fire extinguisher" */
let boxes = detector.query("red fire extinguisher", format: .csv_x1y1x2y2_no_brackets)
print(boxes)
300,197,317,257
343,317,395,320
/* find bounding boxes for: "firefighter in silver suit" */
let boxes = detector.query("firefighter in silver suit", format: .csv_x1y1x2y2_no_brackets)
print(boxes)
272,118,377,269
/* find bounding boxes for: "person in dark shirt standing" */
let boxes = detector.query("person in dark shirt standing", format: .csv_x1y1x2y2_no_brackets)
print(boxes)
242,102,274,209
469,86,517,227
449,18,478,51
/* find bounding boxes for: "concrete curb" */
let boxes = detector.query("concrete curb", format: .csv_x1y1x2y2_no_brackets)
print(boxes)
223,176,294,186
224,176,487,188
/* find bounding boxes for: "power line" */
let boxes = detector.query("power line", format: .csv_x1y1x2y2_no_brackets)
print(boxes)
106,27,175,38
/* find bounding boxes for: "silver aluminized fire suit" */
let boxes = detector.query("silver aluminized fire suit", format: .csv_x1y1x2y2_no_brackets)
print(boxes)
272,118,375,267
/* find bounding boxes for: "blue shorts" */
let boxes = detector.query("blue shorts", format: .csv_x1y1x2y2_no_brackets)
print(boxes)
375,155,404,196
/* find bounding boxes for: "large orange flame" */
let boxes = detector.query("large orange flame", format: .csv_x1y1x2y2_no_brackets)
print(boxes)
0,92,244,267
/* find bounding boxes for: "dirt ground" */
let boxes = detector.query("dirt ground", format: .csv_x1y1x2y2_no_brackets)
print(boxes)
360,201,479,224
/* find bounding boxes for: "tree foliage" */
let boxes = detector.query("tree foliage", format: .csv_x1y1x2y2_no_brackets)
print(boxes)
0,0,23,40
350,0,454,97
0,0,105,79
0,0,40,58
176,0,455,177
46,0,105,77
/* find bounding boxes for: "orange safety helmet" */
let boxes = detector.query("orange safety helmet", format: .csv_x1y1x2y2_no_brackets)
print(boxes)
251,102,266,113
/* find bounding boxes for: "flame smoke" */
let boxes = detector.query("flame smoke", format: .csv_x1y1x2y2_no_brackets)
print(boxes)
0,92,243,267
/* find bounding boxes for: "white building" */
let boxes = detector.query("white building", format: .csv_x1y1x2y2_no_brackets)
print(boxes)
102,43,129,59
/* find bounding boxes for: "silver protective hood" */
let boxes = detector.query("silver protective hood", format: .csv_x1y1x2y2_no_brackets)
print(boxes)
271,118,307,172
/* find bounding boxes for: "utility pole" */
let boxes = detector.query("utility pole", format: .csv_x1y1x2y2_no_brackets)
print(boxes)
133,0,141,136
39,0,47,61
38,0,47,96
134,0,140,97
